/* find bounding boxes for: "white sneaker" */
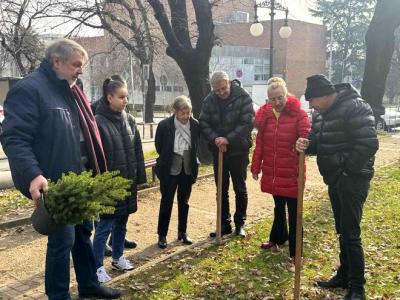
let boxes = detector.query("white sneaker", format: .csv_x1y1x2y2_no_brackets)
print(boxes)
96,266,112,284
111,256,134,271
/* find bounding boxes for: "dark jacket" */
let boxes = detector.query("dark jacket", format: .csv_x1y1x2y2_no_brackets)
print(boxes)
0,60,84,198
95,100,146,216
154,116,200,184
306,83,379,185
199,80,254,156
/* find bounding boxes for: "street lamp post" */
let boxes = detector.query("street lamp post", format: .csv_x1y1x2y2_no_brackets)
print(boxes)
250,0,292,79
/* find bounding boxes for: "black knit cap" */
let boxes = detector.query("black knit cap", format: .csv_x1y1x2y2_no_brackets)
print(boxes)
304,74,336,101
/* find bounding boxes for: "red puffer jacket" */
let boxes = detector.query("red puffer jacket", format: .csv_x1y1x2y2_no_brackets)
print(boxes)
251,96,311,198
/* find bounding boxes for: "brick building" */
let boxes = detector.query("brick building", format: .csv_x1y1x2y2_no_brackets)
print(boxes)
214,19,326,103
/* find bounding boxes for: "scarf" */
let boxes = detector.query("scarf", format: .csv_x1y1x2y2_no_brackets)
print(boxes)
71,84,107,175
173,117,191,156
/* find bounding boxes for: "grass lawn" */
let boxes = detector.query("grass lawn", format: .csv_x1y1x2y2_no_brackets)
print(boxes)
115,164,400,299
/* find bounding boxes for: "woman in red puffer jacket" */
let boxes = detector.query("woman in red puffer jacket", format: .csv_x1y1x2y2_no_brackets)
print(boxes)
251,77,310,262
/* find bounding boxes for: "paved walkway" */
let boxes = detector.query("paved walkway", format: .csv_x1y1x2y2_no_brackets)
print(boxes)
0,135,399,299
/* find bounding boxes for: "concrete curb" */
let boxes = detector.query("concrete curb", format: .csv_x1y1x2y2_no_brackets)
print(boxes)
0,173,215,231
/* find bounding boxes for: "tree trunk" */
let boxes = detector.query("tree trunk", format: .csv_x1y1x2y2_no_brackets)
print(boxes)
180,61,211,118
361,0,400,119
145,65,156,123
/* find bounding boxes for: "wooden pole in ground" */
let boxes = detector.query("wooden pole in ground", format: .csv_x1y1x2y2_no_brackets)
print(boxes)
294,152,305,299
216,149,223,245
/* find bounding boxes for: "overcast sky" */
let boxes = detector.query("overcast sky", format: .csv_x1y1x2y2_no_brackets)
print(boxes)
257,0,320,24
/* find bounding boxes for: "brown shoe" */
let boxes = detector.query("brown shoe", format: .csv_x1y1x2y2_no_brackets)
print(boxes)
260,241,280,252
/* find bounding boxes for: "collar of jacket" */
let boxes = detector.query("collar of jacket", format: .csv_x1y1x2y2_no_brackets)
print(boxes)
321,83,362,116
38,59,72,92
166,115,196,131
211,80,249,104
96,97,124,123
254,96,301,130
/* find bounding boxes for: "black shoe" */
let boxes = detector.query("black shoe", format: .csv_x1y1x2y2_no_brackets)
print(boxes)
79,285,121,299
124,239,137,249
209,225,233,238
104,244,112,257
158,236,167,249
235,225,246,237
316,274,348,289
109,238,137,249
178,232,193,245
343,290,365,300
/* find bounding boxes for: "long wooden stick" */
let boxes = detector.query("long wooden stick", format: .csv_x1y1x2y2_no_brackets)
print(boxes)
294,152,305,299
216,149,223,245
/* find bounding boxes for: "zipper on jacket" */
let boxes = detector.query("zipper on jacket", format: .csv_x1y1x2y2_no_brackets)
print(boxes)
272,118,279,192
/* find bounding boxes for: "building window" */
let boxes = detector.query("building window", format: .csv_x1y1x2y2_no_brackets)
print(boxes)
243,57,254,65
231,11,249,23
254,65,268,81
173,86,184,92
155,85,161,91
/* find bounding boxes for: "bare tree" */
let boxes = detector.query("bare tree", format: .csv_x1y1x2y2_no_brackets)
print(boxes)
147,0,216,118
55,0,159,122
361,0,400,117
0,0,55,76
385,29,400,104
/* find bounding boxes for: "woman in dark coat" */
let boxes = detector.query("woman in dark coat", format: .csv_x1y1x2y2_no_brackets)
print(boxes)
155,95,200,249
92,75,146,283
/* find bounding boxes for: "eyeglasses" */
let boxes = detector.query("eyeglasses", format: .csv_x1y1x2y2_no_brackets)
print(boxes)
268,96,286,103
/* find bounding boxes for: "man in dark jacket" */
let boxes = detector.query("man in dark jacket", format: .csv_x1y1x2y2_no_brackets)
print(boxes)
0,39,121,299
199,71,254,238
296,75,379,300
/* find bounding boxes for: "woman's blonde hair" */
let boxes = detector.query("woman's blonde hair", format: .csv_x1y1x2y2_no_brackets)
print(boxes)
267,77,288,96
167,95,192,113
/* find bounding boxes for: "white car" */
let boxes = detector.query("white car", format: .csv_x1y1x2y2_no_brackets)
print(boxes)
377,107,400,131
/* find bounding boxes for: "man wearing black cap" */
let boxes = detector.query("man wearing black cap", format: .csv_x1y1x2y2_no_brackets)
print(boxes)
296,75,378,300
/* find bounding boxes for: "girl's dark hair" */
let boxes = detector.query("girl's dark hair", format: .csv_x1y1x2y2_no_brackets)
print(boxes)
102,75,127,101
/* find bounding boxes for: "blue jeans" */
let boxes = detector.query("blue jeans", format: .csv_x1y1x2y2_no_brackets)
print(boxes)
45,220,99,300
93,215,129,269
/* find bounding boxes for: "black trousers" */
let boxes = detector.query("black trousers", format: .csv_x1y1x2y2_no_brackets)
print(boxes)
328,174,370,292
213,153,249,228
157,171,192,237
269,195,298,257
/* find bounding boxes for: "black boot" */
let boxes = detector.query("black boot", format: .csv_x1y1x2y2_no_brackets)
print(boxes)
123,239,137,249
209,224,232,238
109,237,137,249
316,274,348,289
79,286,121,299
343,290,365,300
158,236,167,249
178,232,193,245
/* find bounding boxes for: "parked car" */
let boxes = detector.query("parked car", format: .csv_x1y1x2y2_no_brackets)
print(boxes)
376,106,400,131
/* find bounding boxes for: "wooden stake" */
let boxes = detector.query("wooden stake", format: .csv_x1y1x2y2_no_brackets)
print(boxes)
216,149,223,245
294,152,305,299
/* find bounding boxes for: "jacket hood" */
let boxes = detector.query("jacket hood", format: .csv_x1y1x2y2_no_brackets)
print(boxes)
254,95,301,130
